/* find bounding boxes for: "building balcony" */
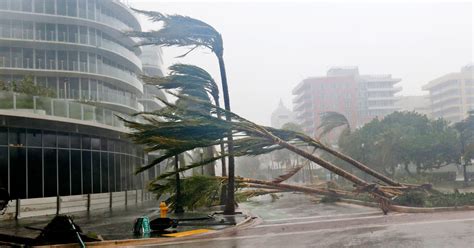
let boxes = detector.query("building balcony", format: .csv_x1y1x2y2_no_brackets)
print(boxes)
366,86,402,92
0,63,143,94
0,37,142,72
367,105,399,110
0,10,138,48
0,91,131,129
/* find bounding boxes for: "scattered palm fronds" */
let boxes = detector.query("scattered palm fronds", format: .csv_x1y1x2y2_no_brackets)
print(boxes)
272,164,306,183
149,175,225,210
125,94,416,212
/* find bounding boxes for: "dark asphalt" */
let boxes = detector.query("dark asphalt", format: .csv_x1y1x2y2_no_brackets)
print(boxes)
141,193,474,248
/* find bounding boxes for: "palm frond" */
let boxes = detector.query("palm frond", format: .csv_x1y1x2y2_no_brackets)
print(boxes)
128,9,222,54
272,164,306,183
318,111,351,138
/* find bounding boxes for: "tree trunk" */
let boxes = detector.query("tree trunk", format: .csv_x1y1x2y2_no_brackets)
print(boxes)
212,99,227,177
404,163,412,176
216,54,236,215
203,147,216,176
238,178,349,197
464,162,468,186
174,155,184,213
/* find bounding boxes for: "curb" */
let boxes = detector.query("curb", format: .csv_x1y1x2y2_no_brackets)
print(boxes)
338,198,474,213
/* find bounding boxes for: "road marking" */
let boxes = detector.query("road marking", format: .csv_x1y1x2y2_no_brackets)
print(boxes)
162,229,211,238
263,211,381,223
254,213,408,228
142,216,474,247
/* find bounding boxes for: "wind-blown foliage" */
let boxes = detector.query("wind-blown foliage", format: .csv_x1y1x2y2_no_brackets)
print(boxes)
318,111,351,139
128,10,223,56
141,64,219,104
124,94,408,210
150,175,224,210
130,8,235,213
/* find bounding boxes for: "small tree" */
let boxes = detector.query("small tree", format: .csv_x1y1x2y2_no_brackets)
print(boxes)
454,111,474,184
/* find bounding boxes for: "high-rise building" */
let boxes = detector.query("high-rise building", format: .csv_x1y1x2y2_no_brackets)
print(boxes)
422,65,474,123
292,67,401,137
0,0,165,215
395,95,431,117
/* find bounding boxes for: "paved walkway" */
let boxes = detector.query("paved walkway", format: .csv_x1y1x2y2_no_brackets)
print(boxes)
0,200,247,242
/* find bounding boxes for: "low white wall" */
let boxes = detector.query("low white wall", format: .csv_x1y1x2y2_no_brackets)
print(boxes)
0,190,154,220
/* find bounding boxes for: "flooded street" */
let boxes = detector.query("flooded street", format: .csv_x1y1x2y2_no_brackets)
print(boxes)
143,193,474,248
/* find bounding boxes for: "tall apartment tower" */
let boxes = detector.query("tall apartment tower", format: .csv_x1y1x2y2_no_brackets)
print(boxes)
292,67,401,137
422,65,474,123
0,0,165,211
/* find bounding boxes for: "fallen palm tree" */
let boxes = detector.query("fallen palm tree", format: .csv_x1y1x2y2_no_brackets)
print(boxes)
124,94,417,213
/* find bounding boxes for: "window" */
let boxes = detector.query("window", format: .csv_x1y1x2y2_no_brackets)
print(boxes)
91,137,100,150
115,153,121,191
57,0,66,15
10,147,26,199
21,0,32,12
57,24,67,42
44,0,54,14
10,0,21,11
0,127,7,146
67,51,77,71
9,128,26,146
108,153,115,191
33,0,44,13
46,24,55,41
58,149,70,196
79,26,87,44
43,131,56,148
46,50,56,70
78,0,86,18
67,25,78,43
58,132,69,148
27,148,42,198
0,19,10,38
101,152,108,192
27,129,42,147
82,151,92,193
0,147,8,190
70,150,81,194
82,136,91,150
66,0,77,17
92,151,100,193
43,148,57,197
87,0,96,20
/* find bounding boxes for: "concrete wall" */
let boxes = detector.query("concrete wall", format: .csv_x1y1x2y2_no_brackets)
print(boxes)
1,190,154,220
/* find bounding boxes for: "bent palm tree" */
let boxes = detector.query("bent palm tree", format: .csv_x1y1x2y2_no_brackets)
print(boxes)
129,10,236,214
142,64,223,175
124,94,411,214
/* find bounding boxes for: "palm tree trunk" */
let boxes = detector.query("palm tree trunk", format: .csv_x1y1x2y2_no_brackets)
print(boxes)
212,99,227,177
238,178,349,197
216,54,236,215
256,128,395,199
174,155,184,213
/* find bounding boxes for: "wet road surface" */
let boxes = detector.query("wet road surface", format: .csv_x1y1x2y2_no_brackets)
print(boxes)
142,193,474,248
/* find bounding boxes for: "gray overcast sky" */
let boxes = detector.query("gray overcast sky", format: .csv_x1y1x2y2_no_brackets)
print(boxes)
127,1,472,125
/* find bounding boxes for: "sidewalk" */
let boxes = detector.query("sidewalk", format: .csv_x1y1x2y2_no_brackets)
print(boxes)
0,200,249,245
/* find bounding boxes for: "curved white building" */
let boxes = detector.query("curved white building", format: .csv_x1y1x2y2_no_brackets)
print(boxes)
0,0,165,214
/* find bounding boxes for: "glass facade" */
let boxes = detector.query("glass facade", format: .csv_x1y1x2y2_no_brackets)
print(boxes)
0,0,166,203
0,126,145,199
0,0,137,31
